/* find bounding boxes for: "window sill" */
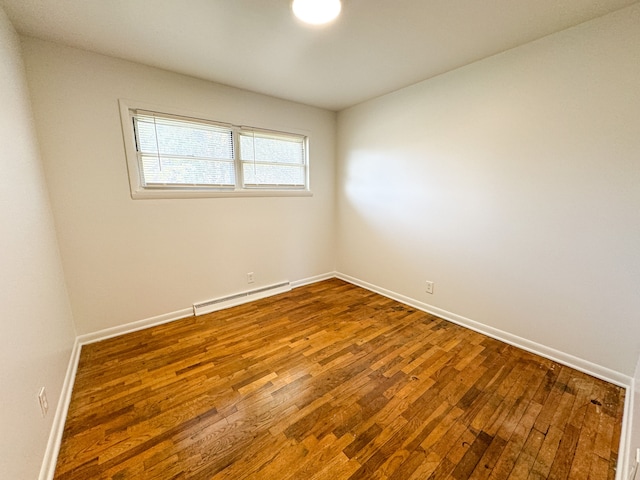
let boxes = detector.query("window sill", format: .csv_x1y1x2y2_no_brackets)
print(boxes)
129,188,313,200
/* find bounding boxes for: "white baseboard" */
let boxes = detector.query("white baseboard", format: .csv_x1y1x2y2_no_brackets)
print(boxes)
291,271,337,288
335,272,631,388
38,271,337,478
77,272,339,346
38,337,82,480
38,309,198,478
77,307,194,346
39,271,633,479
618,380,634,480
335,272,634,480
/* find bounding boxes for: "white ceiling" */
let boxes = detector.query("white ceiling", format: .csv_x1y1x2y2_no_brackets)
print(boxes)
2,0,637,111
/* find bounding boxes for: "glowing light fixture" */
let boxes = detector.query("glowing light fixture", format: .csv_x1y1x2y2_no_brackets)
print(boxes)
292,0,342,25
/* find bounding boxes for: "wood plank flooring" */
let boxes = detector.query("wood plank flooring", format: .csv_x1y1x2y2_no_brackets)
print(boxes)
54,279,625,479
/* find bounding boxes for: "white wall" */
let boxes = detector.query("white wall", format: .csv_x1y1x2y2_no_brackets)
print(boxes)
0,8,76,479
336,4,640,376
21,38,337,335
9,3,640,476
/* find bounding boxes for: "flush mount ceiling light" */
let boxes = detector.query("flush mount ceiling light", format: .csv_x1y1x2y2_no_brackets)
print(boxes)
292,0,342,25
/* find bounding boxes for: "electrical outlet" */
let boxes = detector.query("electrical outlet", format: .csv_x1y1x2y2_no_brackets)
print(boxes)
247,272,255,284
38,387,48,417
631,448,640,480
425,281,434,294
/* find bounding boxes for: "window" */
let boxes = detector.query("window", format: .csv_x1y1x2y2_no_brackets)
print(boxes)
133,112,236,188
119,101,310,198
240,130,306,188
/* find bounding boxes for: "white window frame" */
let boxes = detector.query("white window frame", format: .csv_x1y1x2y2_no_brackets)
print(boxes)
119,100,312,199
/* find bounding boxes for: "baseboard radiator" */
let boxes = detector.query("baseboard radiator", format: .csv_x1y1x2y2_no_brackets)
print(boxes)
192,281,291,316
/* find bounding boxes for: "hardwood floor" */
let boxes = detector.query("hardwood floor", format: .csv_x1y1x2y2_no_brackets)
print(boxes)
54,279,625,479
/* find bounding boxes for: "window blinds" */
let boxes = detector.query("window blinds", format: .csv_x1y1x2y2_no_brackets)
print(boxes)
133,111,235,187
239,130,306,187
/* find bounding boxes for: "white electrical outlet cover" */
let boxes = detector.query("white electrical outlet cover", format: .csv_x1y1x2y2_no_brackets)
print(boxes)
38,387,48,416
